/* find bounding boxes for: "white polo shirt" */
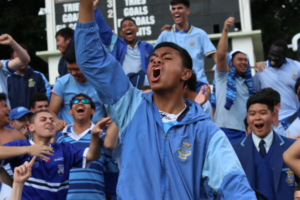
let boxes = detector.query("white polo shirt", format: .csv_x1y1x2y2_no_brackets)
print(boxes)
253,58,300,120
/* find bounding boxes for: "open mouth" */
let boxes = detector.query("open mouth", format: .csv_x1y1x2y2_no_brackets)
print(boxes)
175,14,180,19
126,31,133,37
77,107,85,114
255,124,264,130
151,67,162,82
46,126,54,131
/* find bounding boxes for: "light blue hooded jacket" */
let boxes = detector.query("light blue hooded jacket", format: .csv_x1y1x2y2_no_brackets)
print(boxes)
74,20,256,200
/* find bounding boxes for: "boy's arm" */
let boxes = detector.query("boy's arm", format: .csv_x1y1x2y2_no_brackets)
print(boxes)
283,139,300,177
0,167,13,187
202,129,256,199
217,17,234,72
104,121,119,150
0,34,30,71
75,0,143,132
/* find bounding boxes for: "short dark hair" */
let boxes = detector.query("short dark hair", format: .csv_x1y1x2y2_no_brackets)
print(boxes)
29,110,51,124
55,28,74,41
247,93,274,113
154,42,193,70
257,88,281,105
138,85,151,91
244,117,248,130
185,72,197,92
295,183,300,192
0,93,7,102
30,93,48,109
170,0,190,8
120,17,137,27
65,43,76,64
272,40,288,53
295,77,300,93
9,43,28,59
70,93,95,110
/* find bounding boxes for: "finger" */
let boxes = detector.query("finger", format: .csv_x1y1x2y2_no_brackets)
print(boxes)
29,156,36,167
40,155,50,161
43,151,54,156
63,121,67,126
199,86,205,95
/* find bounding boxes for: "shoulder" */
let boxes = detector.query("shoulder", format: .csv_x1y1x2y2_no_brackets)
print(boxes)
3,138,28,146
281,135,296,146
55,74,72,86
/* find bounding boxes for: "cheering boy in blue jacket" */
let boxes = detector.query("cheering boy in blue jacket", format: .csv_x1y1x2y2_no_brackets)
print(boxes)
74,1,256,199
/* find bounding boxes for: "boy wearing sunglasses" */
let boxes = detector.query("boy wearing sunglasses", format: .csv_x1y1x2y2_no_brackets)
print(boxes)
0,109,109,200
56,93,118,200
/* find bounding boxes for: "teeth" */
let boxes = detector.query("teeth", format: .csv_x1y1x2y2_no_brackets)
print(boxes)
127,31,132,34
154,68,160,70
175,15,180,17
77,107,84,111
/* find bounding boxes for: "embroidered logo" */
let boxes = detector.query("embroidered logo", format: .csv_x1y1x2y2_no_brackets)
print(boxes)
33,161,39,168
292,71,298,80
54,157,64,162
178,142,192,159
58,164,64,176
189,39,195,48
28,78,35,87
286,170,295,186
145,50,149,58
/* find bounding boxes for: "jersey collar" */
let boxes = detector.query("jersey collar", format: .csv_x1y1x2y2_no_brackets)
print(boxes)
173,24,193,34
62,123,95,141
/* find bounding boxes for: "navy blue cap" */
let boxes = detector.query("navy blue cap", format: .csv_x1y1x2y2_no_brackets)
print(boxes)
9,107,32,121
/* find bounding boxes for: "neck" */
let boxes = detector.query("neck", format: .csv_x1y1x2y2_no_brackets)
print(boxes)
153,87,185,114
32,136,51,146
185,91,198,101
176,21,190,31
126,39,137,49
73,120,91,135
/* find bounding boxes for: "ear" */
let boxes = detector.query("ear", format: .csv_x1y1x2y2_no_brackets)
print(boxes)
29,108,34,112
9,121,15,128
136,26,139,33
69,109,73,116
180,69,192,82
66,38,71,44
271,111,276,123
296,93,299,100
186,8,190,15
277,103,281,111
28,124,35,132
91,109,95,115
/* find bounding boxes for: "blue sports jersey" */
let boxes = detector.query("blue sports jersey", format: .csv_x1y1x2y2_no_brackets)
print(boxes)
0,139,89,200
56,124,106,200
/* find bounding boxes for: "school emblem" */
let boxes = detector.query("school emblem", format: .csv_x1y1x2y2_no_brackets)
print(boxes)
34,161,39,168
178,142,192,160
57,164,64,176
28,78,35,87
189,39,195,48
286,170,295,186
292,71,298,80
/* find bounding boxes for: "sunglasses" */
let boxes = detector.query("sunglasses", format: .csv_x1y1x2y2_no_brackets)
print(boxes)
71,98,90,105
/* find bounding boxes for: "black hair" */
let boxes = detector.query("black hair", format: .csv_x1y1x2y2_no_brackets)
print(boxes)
170,0,190,8
9,44,28,59
272,40,288,54
185,72,197,92
120,17,137,27
0,93,7,102
30,93,48,109
295,77,300,94
244,117,248,130
65,43,76,64
138,85,151,91
70,93,95,110
55,28,74,41
154,42,193,70
29,110,51,124
295,183,300,192
257,88,281,105
246,93,274,113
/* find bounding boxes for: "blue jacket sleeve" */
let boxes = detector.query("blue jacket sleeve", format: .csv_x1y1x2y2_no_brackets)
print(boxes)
202,130,256,199
74,20,143,132
38,72,51,100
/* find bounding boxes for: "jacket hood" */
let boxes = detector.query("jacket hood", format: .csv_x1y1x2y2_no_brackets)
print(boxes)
142,91,210,125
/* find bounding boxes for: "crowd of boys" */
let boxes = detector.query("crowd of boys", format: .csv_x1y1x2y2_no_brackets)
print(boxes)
1,0,300,199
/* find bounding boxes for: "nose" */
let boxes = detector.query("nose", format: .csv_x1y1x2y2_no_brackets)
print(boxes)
153,57,162,64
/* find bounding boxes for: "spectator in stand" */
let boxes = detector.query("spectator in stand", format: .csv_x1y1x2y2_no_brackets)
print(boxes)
257,88,285,136
183,73,212,119
0,110,109,200
156,0,217,92
93,0,153,87
281,77,300,139
7,44,51,109
232,93,299,200
213,17,253,143
29,93,49,113
9,107,32,139
56,93,118,200
253,40,300,120
0,34,30,107
56,28,74,77
74,1,256,199
49,44,106,131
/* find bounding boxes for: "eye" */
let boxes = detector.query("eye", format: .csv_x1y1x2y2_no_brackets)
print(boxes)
164,57,171,60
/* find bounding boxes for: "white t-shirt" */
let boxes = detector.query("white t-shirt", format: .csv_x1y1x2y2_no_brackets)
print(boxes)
0,182,12,200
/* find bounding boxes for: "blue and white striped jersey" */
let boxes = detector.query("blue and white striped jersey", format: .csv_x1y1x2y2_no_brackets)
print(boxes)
1,139,88,200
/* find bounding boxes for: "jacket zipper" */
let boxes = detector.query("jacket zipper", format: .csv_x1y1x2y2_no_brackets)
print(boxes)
162,133,167,199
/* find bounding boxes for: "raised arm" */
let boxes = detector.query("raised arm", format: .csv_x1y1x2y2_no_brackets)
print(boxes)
0,34,30,71
217,17,234,72
283,139,300,177
104,121,119,150
75,0,143,132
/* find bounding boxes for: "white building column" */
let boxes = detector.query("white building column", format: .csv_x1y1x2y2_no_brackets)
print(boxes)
239,0,252,32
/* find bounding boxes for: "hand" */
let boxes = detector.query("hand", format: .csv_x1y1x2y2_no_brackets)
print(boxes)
27,144,54,161
20,126,30,137
161,24,172,32
223,17,234,32
195,85,211,106
254,61,266,72
93,0,99,10
56,119,66,131
13,156,36,183
91,117,111,134
0,34,14,45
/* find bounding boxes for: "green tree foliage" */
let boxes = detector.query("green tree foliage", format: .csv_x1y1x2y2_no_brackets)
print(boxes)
0,0,48,78
251,0,300,60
